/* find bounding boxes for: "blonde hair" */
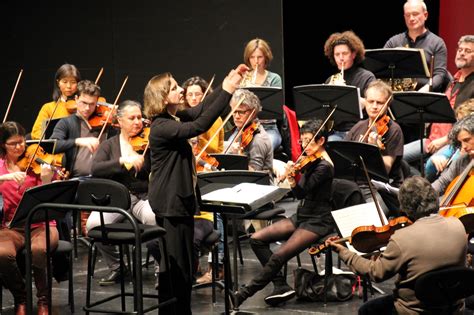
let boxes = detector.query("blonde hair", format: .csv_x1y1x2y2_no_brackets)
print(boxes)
455,98,474,119
143,73,172,118
243,38,274,68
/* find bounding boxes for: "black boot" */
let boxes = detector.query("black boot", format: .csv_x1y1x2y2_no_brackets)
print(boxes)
231,254,286,308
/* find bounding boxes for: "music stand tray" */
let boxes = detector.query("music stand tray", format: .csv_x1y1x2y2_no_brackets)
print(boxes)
293,84,362,121
8,180,79,228
364,48,430,79
209,153,249,170
241,86,283,120
326,141,389,183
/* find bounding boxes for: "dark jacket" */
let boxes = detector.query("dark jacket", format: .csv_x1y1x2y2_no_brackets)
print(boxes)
91,135,150,197
148,85,231,217
50,115,82,172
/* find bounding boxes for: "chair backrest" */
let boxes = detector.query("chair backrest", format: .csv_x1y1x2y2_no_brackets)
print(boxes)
75,178,131,210
415,266,474,311
331,178,365,211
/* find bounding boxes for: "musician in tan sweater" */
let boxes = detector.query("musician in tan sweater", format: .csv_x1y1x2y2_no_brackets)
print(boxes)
328,176,467,314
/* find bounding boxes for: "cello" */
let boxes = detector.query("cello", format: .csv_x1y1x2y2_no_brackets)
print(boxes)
438,159,474,233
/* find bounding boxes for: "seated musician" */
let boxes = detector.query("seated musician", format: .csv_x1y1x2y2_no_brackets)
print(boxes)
85,100,156,285
50,80,105,234
182,76,224,153
323,30,376,141
231,119,335,308
227,88,273,173
227,88,274,232
345,80,404,215
31,64,81,140
432,114,474,196
0,121,55,315
327,176,467,315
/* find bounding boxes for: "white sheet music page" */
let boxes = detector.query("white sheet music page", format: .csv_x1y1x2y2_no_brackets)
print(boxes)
201,183,279,206
331,202,388,254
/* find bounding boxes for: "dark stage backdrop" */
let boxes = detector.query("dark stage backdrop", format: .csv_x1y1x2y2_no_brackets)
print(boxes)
0,0,284,131
0,1,448,131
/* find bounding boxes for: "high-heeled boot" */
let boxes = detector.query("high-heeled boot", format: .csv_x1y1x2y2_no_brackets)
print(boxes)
231,254,285,308
34,268,49,315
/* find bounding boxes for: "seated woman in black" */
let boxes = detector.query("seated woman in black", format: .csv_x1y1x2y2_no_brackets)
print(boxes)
232,119,335,307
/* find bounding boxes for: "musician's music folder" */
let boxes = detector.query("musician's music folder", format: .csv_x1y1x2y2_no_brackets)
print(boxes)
201,183,289,212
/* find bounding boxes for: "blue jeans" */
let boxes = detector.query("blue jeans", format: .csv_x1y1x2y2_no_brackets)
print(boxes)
261,122,282,151
403,139,427,163
328,130,348,142
425,146,459,182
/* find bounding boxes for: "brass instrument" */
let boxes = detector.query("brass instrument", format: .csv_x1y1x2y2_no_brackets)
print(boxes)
328,72,346,86
384,78,418,91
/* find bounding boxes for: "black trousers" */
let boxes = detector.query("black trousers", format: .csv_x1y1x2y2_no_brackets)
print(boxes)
157,216,194,315
358,294,395,315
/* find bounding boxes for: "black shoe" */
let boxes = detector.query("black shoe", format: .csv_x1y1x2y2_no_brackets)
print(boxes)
264,284,296,306
229,290,245,309
99,268,128,286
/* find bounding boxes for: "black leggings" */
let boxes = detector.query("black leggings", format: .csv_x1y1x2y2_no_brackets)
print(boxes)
250,217,321,266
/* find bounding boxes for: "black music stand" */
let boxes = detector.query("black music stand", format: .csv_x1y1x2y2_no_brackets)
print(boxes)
241,87,283,120
198,171,288,314
293,84,361,122
364,48,430,87
391,91,455,176
326,141,389,183
25,139,58,154
210,153,249,171
8,180,79,228
43,118,61,139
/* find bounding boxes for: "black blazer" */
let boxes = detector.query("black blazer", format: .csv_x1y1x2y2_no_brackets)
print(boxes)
91,135,151,197
148,86,231,217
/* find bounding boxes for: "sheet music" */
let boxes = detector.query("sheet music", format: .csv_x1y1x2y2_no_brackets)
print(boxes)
331,202,388,254
201,182,282,207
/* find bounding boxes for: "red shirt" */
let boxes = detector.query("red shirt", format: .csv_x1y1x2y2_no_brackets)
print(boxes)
0,159,54,228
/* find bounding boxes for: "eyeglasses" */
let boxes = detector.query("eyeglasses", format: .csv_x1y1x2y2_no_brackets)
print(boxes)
457,47,473,54
5,141,25,147
233,109,251,116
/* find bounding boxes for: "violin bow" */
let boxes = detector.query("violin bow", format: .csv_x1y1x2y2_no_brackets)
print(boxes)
195,96,245,162
200,75,215,101
359,156,387,226
98,75,129,140
95,67,104,85
294,106,337,164
223,107,256,154
3,69,24,123
359,95,393,143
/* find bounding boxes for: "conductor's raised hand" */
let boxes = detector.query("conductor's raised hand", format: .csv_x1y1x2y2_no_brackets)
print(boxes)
222,64,250,94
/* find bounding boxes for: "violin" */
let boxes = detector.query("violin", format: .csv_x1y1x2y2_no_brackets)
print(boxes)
17,144,68,179
192,140,219,172
240,121,259,151
371,115,390,150
86,98,114,129
289,153,322,177
309,216,412,255
130,127,150,152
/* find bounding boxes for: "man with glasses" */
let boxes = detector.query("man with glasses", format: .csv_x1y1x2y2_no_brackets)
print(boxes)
50,80,106,243
226,88,273,174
